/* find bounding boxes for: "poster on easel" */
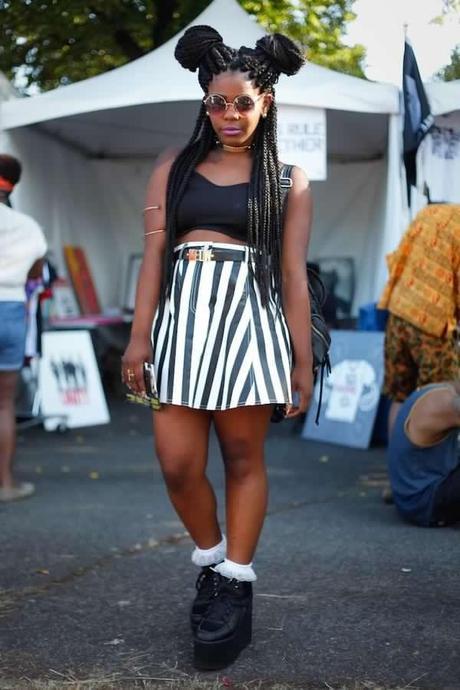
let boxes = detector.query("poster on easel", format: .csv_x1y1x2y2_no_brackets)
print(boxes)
302,330,384,449
39,330,110,430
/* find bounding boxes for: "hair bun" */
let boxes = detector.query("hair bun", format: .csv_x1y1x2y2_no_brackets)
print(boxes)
174,25,224,72
255,34,305,76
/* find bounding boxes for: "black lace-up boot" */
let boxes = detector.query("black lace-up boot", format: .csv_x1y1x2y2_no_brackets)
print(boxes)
193,576,253,670
190,566,222,632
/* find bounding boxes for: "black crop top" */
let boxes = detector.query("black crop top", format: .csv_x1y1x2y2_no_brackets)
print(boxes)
176,171,249,241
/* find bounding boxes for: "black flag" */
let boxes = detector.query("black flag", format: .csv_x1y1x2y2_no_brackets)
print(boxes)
402,39,433,205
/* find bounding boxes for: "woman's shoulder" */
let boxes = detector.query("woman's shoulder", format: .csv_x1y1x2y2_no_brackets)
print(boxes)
146,147,183,190
153,146,182,172
279,162,310,190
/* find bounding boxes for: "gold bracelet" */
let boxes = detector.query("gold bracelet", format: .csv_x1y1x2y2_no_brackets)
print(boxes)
143,205,161,213
144,228,165,237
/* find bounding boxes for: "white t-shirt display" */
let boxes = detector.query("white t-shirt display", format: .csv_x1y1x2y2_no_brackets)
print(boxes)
0,202,47,302
417,112,460,204
324,359,379,424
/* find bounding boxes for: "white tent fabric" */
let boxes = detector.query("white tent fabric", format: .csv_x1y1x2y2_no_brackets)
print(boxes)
425,79,460,117
0,73,17,102
0,0,398,133
0,0,403,313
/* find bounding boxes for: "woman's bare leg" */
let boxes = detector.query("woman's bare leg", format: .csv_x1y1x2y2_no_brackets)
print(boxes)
213,405,272,565
0,371,19,489
153,404,222,548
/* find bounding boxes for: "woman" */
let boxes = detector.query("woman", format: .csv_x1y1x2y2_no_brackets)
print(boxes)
122,25,313,669
0,154,47,502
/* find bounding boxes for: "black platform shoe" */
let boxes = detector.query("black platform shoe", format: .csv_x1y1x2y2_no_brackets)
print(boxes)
193,576,253,671
190,566,222,632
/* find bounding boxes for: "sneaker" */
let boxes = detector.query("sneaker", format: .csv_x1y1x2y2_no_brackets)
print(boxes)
193,576,252,670
190,566,221,632
0,482,35,502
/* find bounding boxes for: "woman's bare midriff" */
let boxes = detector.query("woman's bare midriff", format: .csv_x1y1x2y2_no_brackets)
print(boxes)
176,228,246,247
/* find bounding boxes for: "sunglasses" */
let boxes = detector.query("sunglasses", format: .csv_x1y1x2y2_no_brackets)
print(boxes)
203,93,264,115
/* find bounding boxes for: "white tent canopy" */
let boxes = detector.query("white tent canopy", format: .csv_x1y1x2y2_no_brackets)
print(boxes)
0,0,403,312
425,79,460,117
0,73,16,102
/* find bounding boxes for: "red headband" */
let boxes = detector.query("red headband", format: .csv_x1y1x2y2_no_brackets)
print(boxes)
0,176,14,192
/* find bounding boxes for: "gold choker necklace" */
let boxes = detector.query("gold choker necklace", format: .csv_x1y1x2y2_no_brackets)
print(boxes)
218,142,252,153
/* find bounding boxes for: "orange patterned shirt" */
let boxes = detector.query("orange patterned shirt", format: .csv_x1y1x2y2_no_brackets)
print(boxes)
378,204,460,338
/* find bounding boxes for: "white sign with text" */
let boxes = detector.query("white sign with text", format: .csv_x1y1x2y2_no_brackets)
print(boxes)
277,106,327,180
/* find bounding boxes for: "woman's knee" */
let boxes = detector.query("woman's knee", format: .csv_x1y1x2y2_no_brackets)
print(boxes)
221,437,262,481
155,443,203,492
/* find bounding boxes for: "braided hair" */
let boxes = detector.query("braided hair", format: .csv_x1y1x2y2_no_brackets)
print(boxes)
164,25,304,305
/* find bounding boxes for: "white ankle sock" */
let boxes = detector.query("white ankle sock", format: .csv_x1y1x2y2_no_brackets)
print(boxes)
214,558,257,582
191,535,227,567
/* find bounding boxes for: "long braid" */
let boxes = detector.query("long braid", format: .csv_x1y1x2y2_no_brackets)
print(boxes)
163,105,215,293
245,97,283,304
167,26,305,305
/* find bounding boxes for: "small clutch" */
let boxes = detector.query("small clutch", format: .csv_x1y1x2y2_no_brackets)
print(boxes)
126,362,161,411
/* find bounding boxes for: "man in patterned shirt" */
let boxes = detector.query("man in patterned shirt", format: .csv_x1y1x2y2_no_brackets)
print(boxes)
379,204,460,434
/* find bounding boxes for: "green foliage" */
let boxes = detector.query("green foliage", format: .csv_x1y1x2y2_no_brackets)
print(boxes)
436,44,460,80
442,0,460,13
241,0,366,77
0,0,210,90
431,0,460,24
0,0,365,92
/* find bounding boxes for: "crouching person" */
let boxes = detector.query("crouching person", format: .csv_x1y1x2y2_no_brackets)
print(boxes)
388,382,460,527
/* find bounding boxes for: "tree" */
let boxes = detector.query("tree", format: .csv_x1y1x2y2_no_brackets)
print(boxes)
436,44,460,80
241,0,365,77
0,0,365,92
442,0,460,13
432,0,459,79
0,0,209,91
432,0,460,23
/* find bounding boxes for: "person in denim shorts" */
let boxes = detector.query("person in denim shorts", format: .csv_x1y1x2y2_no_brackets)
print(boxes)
0,154,47,502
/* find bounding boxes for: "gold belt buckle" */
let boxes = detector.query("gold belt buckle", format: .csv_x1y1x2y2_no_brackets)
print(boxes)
187,248,214,262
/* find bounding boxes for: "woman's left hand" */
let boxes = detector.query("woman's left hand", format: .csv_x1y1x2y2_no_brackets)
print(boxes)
285,363,313,418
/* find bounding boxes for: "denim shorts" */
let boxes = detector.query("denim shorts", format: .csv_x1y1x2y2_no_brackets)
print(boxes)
0,301,27,371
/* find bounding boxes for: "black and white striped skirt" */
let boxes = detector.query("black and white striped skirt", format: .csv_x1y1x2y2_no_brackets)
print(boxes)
151,242,292,410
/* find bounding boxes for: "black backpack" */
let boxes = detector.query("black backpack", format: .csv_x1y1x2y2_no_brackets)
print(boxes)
280,164,332,424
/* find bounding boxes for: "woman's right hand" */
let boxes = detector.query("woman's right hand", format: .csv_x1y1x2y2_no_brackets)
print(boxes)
121,335,153,395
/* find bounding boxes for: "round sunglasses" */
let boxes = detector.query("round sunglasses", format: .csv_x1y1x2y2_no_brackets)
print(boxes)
203,93,264,115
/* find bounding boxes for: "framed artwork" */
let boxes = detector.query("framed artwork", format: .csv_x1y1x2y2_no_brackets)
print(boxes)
51,278,80,318
315,257,355,319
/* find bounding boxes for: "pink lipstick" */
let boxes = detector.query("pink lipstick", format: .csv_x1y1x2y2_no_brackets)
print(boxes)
221,127,242,135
